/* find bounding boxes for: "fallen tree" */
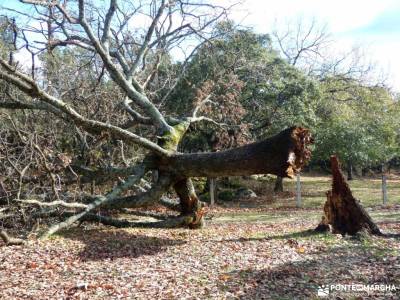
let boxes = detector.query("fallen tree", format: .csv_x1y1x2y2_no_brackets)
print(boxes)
315,156,381,235
0,1,315,239
1,126,313,239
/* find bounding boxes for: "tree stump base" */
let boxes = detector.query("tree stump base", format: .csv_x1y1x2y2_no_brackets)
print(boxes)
315,156,381,236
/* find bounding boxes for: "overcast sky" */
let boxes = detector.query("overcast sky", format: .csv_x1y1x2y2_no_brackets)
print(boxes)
231,0,400,91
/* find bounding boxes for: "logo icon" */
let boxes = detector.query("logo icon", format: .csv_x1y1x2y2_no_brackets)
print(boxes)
317,285,330,297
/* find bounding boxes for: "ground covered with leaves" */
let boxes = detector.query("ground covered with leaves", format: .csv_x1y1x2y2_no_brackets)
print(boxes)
1,204,399,299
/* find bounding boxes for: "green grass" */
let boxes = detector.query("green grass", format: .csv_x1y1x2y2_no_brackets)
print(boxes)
212,209,399,259
221,175,400,209
213,209,398,226
284,175,400,208
214,210,321,224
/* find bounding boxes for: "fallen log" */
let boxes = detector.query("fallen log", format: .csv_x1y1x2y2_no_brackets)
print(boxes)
315,156,381,235
158,126,313,178
154,126,312,228
0,230,25,246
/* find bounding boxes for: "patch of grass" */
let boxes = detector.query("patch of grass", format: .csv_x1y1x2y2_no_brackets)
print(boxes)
283,175,400,208
370,211,400,222
247,232,267,239
343,233,400,259
213,210,321,224
268,229,324,240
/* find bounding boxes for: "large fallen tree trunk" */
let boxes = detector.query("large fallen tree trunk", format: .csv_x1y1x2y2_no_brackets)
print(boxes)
86,127,310,230
315,156,381,235
149,126,312,229
157,127,312,178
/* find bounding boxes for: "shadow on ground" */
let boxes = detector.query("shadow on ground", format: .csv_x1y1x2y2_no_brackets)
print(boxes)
218,244,400,299
58,228,186,261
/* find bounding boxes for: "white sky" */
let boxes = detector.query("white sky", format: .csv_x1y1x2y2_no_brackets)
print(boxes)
5,0,400,91
230,0,400,91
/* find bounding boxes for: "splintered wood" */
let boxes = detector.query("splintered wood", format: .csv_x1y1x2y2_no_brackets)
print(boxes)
315,156,381,235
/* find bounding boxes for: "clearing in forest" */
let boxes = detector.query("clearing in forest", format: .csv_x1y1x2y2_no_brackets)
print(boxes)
1,175,399,300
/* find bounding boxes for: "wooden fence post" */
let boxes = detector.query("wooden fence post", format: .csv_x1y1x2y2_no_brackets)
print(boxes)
296,173,302,208
210,178,216,207
381,163,388,206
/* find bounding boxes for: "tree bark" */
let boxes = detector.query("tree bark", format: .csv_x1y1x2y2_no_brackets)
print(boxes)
158,127,313,179
111,126,312,228
173,178,206,228
101,127,312,229
315,156,381,235
0,230,25,246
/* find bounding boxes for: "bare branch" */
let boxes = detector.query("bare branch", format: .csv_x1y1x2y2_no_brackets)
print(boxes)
101,0,117,49
0,230,25,246
41,165,146,238
129,0,167,76
16,199,87,209
192,94,213,118
0,59,171,156
77,0,172,132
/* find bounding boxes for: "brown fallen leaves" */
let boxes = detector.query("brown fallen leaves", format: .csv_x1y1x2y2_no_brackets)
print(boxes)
0,207,399,299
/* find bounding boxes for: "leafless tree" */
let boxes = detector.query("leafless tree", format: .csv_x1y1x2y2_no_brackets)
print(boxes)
272,17,332,73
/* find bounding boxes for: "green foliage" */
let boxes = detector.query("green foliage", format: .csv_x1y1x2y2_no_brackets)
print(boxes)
168,24,320,151
242,59,321,136
163,21,400,169
218,190,236,201
313,83,399,166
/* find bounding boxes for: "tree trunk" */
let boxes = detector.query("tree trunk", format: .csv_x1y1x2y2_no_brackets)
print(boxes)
116,126,312,229
173,178,205,228
158,127,313,179
347,160,353,181
274,176,283,192
156,126,311,228
157,121,206,228
315,156,381,235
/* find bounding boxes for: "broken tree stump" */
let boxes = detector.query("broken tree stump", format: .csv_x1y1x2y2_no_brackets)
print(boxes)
315,156,381,236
